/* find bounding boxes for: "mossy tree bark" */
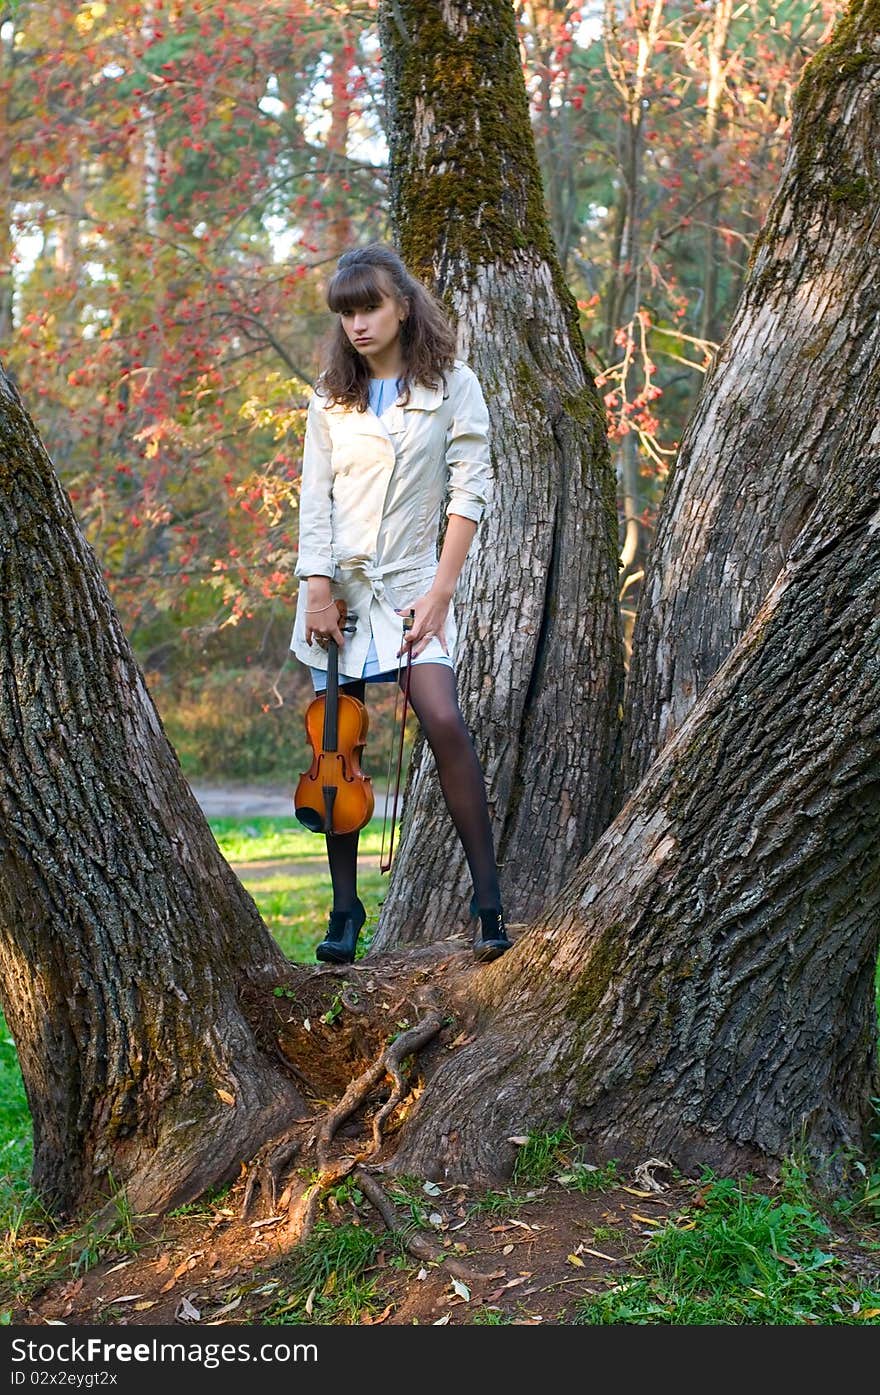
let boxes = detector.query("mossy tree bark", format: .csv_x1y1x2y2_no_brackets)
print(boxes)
0,370,302,1218
387,0,880,1185
392,429,880,1181
622,0,880,793
372,0,624,948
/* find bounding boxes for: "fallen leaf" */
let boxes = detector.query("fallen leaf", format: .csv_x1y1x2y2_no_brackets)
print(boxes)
206,1297,242,1319
630,1213,666,1226
433,1313,451,1325
154,1254,171,1274
579,1247,622,1263
633,1158,673,1192
361,1303,393,1325
176,1295,201,1322
620,1187,658,1198
451,1279,471,1302
134,1302,155,1312
304,1287,316,1317
105,1260,135,1275
567,1254,585,1268
423,1182,442,1196
502,1244,514,1255
858,1309,880,1319
109,1294,145,1304
507,1136,530,1146
416,1268,428,1281
216,1089,236,1106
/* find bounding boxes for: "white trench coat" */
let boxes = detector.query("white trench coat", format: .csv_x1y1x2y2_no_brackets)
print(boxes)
289,359,492,681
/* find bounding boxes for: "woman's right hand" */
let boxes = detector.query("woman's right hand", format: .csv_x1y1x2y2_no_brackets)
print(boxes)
305,585,345,649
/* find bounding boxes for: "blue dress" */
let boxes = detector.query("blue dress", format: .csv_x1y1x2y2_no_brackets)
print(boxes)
308,376,456,694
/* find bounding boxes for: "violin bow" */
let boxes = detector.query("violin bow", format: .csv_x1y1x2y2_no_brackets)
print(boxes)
380,609,414,874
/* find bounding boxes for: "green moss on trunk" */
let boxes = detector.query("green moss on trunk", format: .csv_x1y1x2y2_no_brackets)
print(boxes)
382,0,588,364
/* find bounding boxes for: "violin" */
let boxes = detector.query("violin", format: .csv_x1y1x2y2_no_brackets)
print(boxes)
294,602,375,835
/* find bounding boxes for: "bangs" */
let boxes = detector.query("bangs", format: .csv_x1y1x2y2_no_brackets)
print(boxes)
326,263,391,315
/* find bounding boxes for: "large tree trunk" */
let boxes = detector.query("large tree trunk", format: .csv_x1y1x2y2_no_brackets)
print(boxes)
0,369,302,1218
392,426,880,1182
622,0,880,792
390,0,880,1186
372,0,624,947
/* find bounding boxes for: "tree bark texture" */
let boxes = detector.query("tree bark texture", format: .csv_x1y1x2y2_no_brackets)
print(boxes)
372,0,624,947
622,0,880,792
0,370,302,1217
392,420,880,1182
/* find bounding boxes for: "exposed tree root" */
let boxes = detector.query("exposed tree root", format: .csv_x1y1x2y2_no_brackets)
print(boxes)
242,1131,305,1217
313,1011,444,1167
282,1011,444,1243
353,1166,498,1284
242,1008,451,1258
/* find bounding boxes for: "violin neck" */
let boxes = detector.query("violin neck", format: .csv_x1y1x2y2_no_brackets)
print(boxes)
323,640,339,752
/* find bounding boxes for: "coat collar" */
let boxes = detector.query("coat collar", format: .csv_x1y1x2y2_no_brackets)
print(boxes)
321,374,448,416
398,376,447,411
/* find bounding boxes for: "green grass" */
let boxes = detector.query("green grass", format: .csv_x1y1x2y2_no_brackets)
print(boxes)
512,1123,576,1186
0,1176,154,1310
511,1123,619,1194
208,814,391,864
0,1022,32,1231
468,1189,534,1217
208,814,391,961
261,1220,388,1325
575,1172,880,1325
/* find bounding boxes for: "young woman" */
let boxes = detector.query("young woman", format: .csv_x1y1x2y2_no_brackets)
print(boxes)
289,242,511,967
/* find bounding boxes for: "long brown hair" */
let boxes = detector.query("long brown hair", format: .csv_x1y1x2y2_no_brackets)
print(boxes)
319,244,457,410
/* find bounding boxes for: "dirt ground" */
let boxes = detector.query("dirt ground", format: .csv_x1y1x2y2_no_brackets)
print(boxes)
10,1165,879,1328
10,1172,702,1327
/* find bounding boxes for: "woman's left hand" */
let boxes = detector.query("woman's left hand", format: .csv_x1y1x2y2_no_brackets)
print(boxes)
395,589,451,660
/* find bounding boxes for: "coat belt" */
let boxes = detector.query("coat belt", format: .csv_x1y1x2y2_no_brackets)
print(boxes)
338,551,437,602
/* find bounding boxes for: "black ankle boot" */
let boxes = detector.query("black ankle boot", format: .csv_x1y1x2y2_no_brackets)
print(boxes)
316,897,366,965
473,906,512,963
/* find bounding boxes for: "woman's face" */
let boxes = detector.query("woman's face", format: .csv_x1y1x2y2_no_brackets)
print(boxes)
339,276,406,361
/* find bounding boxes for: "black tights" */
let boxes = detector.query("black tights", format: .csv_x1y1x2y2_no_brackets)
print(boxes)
325,664,501,915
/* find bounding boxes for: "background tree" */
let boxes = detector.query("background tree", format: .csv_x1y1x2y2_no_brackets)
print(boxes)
1,2,843,717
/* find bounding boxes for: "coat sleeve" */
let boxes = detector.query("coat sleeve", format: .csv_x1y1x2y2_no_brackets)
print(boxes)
444,365,491,525
294,393,335,580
